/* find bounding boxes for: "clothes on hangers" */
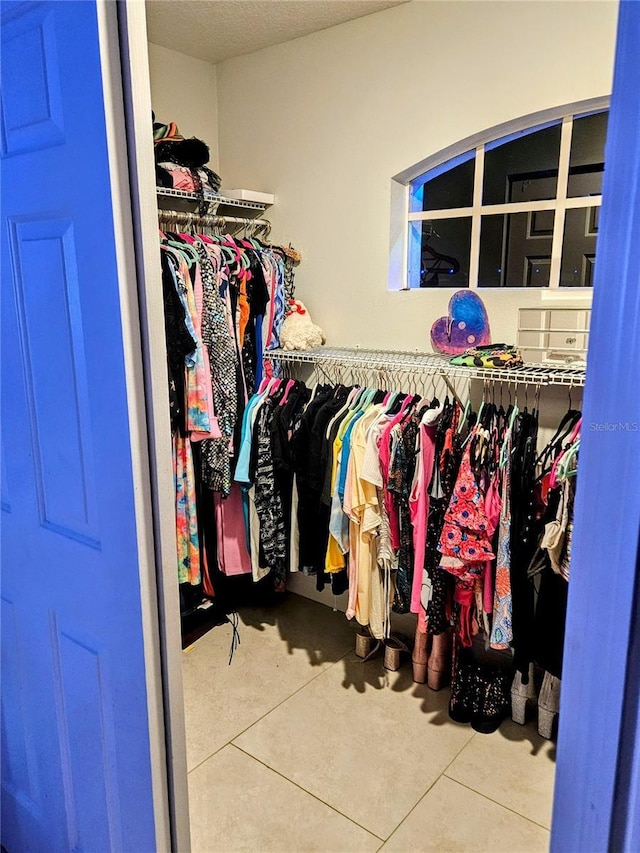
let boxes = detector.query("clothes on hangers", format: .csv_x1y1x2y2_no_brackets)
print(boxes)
235,378,311,589
159,225,288,608
182,344,580,695
528,420,580,679
238,380,461,639
421,401,462,635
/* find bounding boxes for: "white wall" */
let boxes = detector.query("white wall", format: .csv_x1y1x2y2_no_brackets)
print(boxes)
215,0,618,348
147,42,220,171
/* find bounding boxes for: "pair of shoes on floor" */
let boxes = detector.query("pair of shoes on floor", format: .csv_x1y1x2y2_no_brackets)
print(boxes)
449,652,512,734
510,664,561,738
354,629,413,671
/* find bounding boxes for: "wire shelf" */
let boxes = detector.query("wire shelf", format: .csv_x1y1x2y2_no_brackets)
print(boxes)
263,346,586,387
156,187,269,213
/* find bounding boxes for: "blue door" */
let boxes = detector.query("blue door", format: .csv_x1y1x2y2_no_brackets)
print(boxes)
551,1,640,849
1,2,158,851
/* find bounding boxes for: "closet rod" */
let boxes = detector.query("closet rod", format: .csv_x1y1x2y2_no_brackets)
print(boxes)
263,346,586,388
158,208,271,236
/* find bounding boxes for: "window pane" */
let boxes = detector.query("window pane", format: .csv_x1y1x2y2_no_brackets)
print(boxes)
567,111,608,197
560,206,598,287
479,211,554,288
418,218,471,288
420,157,475,211
483,124,562,205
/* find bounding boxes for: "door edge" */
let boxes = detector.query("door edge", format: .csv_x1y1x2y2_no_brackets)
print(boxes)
96,1,190,850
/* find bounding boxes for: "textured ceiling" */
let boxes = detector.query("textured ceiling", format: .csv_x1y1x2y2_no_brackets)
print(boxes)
145,0,409,64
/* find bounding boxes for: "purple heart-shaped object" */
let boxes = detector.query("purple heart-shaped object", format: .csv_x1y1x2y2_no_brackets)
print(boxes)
430,290,491,355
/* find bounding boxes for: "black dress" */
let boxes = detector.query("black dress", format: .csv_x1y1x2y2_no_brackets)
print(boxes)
425,402,462,635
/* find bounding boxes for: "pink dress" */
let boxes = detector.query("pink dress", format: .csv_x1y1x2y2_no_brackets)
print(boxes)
482,473,502,615
214,485,252,576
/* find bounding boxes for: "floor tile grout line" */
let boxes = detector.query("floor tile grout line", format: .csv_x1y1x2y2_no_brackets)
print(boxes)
230,742,385,843
188,646,354,777
378,731,477,849
228,647,354,741
440,730,477,778
441,774,552,832
188,740,230,776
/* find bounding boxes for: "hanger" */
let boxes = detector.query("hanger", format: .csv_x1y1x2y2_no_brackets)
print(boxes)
223,230,252,270
476,379,489,426
257,376,270,395
162,226,202,267
325,386,360,438
279,379,296,406
358,386,378,411
420,239,461,288
508,395,519,431
349,385,366,410
499,387,519,468
535,406,581,469
383,390,399,412
394,392,415,419
456,391,471,434
553,434,581,485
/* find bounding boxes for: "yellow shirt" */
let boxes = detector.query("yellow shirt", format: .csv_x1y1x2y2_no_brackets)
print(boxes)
324,405,360,572
345,405,384,634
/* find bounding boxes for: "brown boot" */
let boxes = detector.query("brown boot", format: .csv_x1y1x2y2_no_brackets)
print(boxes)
412,626,429,683
427,629,453,690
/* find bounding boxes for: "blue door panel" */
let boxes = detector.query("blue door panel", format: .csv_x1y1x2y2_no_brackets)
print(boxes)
1,2,158,851
8,216,100,548
53,624,117,853
0,2,65,155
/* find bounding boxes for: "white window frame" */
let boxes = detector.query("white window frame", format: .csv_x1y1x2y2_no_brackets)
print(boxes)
388,96,610,292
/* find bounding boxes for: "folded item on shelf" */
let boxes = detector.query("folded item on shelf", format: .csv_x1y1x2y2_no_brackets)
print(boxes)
153,116,210,168
156,162,222,194
449,343,523,369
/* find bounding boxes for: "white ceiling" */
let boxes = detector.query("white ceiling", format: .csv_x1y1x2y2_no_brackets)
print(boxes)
145,0,409,65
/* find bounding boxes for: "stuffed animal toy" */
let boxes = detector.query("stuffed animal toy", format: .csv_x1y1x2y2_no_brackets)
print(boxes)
279,299,326,351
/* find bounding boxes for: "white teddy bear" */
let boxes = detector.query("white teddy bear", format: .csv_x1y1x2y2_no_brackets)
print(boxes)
279,299,326,351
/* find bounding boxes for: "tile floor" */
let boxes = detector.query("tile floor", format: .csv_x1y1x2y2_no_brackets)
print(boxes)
183,594,554,853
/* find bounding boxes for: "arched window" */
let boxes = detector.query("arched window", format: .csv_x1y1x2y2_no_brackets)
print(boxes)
391,98,609,290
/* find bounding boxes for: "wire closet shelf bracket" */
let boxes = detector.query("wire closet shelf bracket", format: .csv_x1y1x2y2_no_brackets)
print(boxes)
263,347,586,388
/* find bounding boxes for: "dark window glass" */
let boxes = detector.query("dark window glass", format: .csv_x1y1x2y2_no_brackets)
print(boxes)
420,157,475,211
478,210,554,288
568,111,608,197
560,206,598,286
419,218,471,288
483,124,562,205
